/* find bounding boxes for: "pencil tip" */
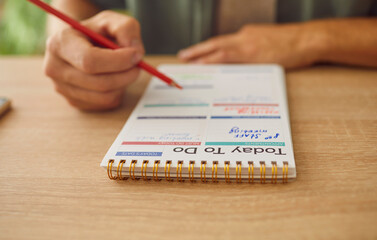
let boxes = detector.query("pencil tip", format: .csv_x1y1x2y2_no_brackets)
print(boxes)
170,82,183,90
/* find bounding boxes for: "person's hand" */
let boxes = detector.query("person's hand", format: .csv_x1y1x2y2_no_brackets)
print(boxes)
178,24,321,69
44,11,144,111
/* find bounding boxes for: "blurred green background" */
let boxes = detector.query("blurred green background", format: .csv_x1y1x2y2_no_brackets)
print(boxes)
0,0,50,55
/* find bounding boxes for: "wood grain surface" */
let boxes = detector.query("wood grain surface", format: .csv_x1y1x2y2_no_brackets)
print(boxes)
0,57,376,240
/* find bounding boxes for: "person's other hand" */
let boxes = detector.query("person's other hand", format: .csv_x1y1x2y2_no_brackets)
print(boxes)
44,11,144,111
178,24,321,69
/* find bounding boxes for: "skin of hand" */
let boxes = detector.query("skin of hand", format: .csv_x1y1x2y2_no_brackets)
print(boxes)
44,10,145,111
178,24,318,69
179,18,377,69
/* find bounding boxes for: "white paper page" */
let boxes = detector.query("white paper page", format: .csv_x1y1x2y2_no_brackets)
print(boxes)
101,64,296,180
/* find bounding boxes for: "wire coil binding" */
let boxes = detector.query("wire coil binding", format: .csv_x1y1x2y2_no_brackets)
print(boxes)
212,161,218,183
200,161,207,182
188,161,195,182
224,161,230,183
165,161,172,181
248,161,254,183
141,160,149,181
271,162,277,184
106,159,289,183
177,161,183,182
117,160,126,180
129,160,137,180
107,159,117,180
153,160,160,181
260,162,266,184
236,161,242,183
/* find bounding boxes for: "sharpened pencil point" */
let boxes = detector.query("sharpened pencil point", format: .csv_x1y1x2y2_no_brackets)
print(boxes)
170,82,183,90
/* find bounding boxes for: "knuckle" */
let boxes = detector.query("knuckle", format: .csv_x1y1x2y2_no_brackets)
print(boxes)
208,39,220,50
43,55,60,80
114,22,127,33
94,80,114,92
99,10,113,18
48,28,75,54
79,49,96,73
53,83,64,95
121,17,140,32
218,50,228,61
67,99,90,111
44,60,56,78
127,17,140,28
59,28,73,42
109,97,122,108
207,41,217,49
101,94,115,106
45,35,57,53
67,98,79,108
120,69,140,86
99,92,122,108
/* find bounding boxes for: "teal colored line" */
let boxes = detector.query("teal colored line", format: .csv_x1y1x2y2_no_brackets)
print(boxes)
144,104,209,107
205,142,285,146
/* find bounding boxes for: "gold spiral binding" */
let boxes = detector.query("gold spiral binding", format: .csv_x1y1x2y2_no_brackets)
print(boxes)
236,161,242,183
107,159,117,180
212,161,218,183
224,161,230,183
283,162,289,183
165,161,172,181
177,161,183,182
129,160,137,180
117,160,126,180
153,160,160,181
188,161,195,182
260,162,266,184
200,161,207,182
108,159,288,184
248,161,254,183
271,162,277,184
141,160,149,181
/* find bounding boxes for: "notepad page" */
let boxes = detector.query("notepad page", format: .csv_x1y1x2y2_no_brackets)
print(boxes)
101,64,296,180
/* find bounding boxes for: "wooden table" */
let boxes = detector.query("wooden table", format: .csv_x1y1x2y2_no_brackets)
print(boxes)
1,56,376,240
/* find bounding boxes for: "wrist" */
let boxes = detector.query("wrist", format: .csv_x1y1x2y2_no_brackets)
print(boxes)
296,21,329,64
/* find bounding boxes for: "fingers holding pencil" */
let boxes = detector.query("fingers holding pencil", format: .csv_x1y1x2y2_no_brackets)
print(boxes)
29,0,182,111
82,10,144,50
44,11,144,110
47,28,143,74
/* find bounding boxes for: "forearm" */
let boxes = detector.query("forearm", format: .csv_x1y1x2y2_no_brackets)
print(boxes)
300,18,377,68
47,0,100,36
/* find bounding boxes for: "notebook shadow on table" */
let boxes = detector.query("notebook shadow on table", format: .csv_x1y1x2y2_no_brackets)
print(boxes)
112,178,294,192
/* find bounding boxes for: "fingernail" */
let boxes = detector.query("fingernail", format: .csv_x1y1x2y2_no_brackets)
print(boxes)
133,52,143,64
131,39,140,47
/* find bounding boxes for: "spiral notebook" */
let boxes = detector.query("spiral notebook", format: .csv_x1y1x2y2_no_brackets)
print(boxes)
101,64,296,183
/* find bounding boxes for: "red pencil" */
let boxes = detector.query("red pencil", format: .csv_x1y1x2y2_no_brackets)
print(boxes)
28,0,182,90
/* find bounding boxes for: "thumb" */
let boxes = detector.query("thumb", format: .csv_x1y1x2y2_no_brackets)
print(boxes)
82,11,145,53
